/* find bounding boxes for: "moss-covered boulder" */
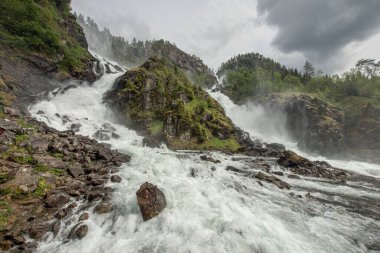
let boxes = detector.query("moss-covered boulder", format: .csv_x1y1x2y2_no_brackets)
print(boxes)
105,57,240,151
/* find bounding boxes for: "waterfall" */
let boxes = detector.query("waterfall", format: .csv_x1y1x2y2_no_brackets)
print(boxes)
30,54,380,253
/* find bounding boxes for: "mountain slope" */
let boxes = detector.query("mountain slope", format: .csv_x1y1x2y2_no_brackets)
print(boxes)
76,16,217,88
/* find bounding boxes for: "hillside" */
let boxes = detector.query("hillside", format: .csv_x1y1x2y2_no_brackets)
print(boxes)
218,53,380,162
105,57,240,151
76,16,217,88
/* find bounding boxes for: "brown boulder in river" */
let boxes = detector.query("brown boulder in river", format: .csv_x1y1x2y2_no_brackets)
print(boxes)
136,182,166,221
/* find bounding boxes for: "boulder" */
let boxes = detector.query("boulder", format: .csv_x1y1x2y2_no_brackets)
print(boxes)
136,182,166,221
110,175,122,183
93,201,112,214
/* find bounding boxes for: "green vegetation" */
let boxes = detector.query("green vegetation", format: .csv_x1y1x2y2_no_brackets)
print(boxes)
33,178,49,197
34,164,64,176
15,134,29,144
218,53,380,115
76,15,215,87
110,57,239,151
0,199,12,229
0,0,92,73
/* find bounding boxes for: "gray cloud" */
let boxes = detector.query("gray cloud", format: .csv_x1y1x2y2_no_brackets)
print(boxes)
257,0,380,65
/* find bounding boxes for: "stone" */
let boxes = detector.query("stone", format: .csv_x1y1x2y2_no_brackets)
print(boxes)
28,223,50,240
51,219,61,237
110,175,122,183
93,202,112,214
4,234,26,245
136,182,166,221
68,224,88,240
255,172,290,190
78,212,89,221
44,193,70,208
67,167,84,178
0,240,12,251
200,155,221,164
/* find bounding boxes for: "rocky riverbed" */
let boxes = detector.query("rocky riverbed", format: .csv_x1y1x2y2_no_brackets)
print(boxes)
0,109,130,251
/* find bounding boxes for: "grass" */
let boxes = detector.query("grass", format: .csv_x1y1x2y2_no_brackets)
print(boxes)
34,164,64,176
0,199,12,229
0,0,92,75
33,178,49,197
15,134,29,144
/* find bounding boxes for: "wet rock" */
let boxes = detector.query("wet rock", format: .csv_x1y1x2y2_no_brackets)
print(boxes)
93,201,112,214
111,132,120,139
28,223,50,240
75,224,88,239
0,240,12,251
4,234,26,245
110,175,122,183
266,143,285,152
136,182,166,221
70,123,81,133
78,212,89,221
51,219,61,237
93,130,110,141
44,193,70,208
225,166,245,174
190,168,197,177
67,167,84,178
200,155,221,164
278,150,306,167
287,174,301,179
87,191,104,202
272,171,284,176
142,136,162,148
68,224,88,240
255,172,290,189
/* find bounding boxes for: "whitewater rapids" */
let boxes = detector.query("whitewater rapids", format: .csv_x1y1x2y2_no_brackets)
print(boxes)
29,55,380,253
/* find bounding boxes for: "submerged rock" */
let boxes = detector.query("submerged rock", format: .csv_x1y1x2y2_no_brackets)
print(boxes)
136,182,166,221
255,172,291,189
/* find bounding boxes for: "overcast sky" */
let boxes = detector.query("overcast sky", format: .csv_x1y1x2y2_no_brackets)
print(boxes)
72,0,380,74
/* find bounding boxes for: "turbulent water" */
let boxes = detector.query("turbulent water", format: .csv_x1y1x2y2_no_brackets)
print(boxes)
29,55,380,253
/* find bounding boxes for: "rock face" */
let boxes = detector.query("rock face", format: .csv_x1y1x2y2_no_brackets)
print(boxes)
345,104,380,163
263,94,346,156
105,57,240,152
136,182,166,221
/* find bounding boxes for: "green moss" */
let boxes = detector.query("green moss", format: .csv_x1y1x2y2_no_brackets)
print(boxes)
0,199,12,229
148,120,163,136
33,178,49,197
15,134,29,144
52,152,64,158
34,164,64,176
17,118,34,129
12,155,35,164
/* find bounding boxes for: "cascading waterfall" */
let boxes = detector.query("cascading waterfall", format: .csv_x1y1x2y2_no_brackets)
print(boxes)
30,54,380,253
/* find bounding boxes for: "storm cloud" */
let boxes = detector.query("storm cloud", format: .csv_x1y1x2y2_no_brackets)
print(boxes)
257,0,380,63
72,0,380,73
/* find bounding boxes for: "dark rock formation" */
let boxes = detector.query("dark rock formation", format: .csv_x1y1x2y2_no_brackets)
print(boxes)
264,94,345,156
278,150,348,180
136,182,166,221
105,57,240,152
255,172,290,189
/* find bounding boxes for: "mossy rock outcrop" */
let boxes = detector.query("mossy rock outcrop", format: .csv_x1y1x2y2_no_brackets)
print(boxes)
105,57,240,151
